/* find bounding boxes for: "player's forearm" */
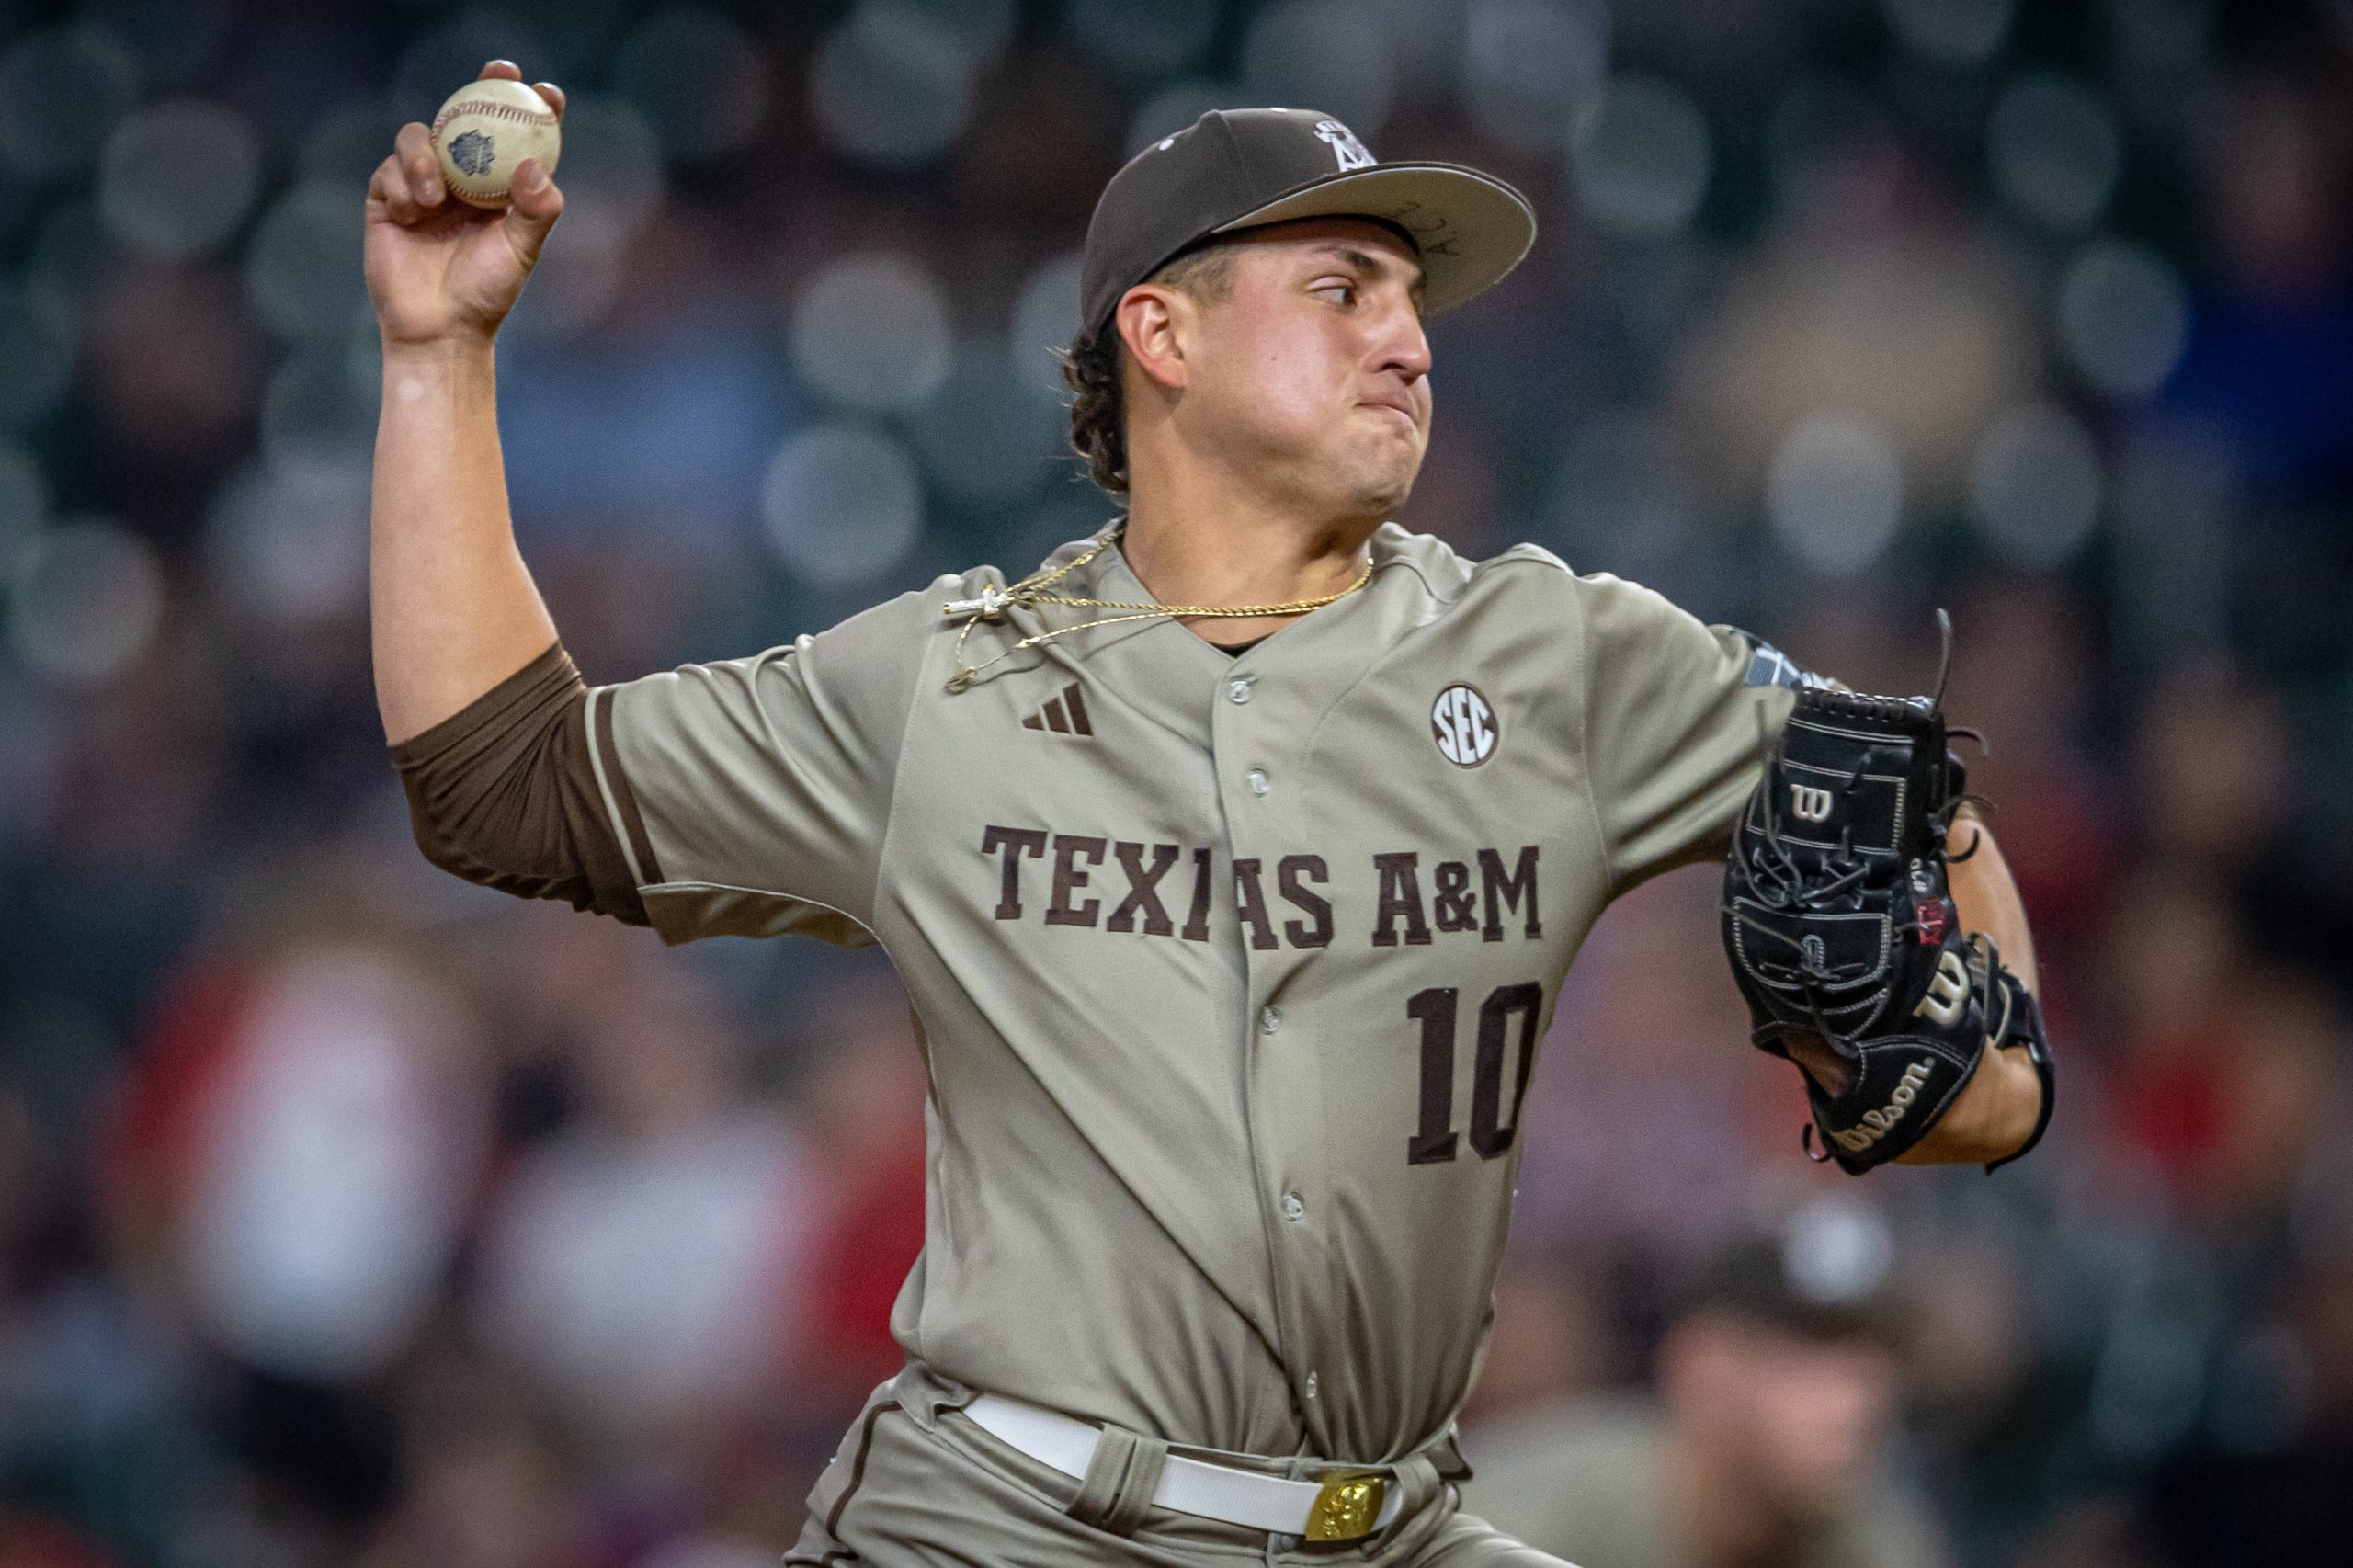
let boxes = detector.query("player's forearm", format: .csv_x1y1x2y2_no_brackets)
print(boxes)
1945,807,2037,992
1897,1039,2043,1164
1899,812,2041,1165
370,337,561,744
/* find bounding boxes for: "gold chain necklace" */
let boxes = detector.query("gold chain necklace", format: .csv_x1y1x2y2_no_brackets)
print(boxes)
942,527,1374,689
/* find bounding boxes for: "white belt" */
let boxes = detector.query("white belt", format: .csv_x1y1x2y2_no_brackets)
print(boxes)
961,1393,1405,1541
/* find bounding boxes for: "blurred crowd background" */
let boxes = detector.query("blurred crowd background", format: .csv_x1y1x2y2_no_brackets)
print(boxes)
0,1,2348,1565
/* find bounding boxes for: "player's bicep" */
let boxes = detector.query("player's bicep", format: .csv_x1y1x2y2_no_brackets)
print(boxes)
390,642,650,925
600,653,872,942
1572,573,1807,891
594,586,936,945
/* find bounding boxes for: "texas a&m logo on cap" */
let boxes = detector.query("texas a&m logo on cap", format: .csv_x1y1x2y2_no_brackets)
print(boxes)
1315,119,1376,172
1432,683,1498,767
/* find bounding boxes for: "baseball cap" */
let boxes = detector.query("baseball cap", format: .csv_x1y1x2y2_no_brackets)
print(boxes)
1079,108,1537,337
1670,1200,1902,1346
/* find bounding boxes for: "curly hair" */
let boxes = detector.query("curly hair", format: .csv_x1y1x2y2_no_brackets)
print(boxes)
1059,244,1236,495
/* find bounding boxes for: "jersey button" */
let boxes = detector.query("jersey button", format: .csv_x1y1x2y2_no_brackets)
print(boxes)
1245,767,1270,796
1227,676,1255,704
1304,1371,1319,1401
1282,1192,1305,1222
1258,1005,1281,1035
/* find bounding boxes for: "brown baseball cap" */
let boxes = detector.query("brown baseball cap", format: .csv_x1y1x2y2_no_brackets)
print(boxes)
1671,1209,1903,1347
1079,108,1537,336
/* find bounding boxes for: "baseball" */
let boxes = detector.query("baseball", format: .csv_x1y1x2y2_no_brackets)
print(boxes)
429,78,560,208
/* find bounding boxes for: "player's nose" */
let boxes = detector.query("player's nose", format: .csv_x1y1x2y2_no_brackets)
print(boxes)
1371,296,1432,384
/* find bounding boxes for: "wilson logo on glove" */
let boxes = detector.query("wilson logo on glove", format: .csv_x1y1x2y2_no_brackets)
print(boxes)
1831,1060,1934,1155
1914,949,1969,1027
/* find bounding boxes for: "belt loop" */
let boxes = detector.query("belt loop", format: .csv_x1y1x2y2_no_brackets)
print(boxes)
1427,1423,1472,1483
1067,1424,1169,1537
1102,1434,1168,1536
1360,1451,1441,1556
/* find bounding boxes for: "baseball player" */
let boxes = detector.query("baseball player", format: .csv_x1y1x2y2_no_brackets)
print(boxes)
1461,1220,1948,1568
366,63,2052,1566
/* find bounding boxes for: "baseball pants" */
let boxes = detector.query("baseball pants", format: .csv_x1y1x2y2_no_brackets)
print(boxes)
787,1371,1574,1567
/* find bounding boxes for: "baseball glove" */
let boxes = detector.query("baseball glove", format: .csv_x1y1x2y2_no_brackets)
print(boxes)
1721,616,2052,1175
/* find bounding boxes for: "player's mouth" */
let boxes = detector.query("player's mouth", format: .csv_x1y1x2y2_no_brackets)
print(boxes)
1359,395,1419,430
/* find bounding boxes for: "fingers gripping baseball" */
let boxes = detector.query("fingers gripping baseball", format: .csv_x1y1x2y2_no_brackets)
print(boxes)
363,62,565,348
501,156,563,266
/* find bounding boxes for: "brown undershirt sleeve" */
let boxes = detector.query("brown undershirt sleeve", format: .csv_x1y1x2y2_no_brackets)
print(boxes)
389,642,655,926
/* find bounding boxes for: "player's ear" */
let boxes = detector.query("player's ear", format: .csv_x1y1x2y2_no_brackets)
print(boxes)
1115,286,1190,392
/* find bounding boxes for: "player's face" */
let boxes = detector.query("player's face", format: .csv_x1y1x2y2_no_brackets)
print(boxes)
1668,1318,1898,1519
1737,1332,1897,1515
1183,217,1432,518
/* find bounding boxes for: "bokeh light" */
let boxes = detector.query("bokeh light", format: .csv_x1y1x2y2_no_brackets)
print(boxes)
1781,1195,1896,1304
1569,75,1712,238
760,422,926,588
906,345,1066,505
7,517,165,686
895,0,1019,62
98,99,263,256
1970,403,2103,567
206,455,372,630
244,181,365,346
790,252,954,414
809,0,995,169
1765,414,1904,575
1457,0,1610,153
2056,237,2192,400
1986,73,2122,233
258,352,380,467
1879,0,2013,67
612,6,770,165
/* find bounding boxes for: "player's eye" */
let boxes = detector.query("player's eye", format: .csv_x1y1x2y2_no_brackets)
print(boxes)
1312,279,1358,305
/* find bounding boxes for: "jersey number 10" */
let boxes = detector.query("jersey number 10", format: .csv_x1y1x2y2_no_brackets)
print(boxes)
1405,983,1543,1165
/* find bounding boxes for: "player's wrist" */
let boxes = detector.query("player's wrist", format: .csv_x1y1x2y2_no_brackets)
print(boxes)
380,330,500,364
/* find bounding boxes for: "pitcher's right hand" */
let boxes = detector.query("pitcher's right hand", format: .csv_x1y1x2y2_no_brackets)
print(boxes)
365,60,565,349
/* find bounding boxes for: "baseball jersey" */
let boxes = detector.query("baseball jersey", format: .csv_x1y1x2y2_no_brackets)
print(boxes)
587,522,1799,1465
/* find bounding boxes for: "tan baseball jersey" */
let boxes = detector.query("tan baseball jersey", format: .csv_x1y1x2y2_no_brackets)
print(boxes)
588,521,1800,1465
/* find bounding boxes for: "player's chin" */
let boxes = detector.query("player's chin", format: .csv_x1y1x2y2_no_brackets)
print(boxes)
1347,441,1424,515
1301,424,1422,517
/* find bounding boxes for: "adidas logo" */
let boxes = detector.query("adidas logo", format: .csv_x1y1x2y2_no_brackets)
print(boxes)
1022,682,1094,736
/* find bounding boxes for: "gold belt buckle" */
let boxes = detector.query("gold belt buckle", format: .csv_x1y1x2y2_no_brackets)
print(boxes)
1303,1470,1388,1541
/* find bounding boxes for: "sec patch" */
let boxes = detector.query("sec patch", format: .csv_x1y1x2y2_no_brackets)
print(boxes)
1432,683,1498,767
